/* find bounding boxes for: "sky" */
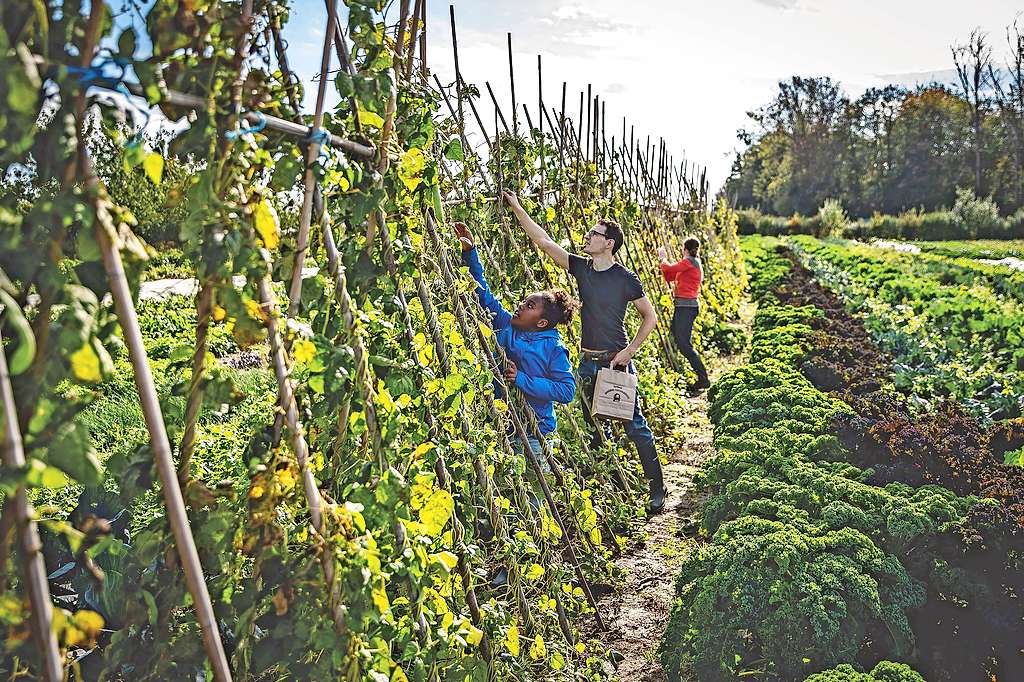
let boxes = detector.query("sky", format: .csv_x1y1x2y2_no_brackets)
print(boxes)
283,1,1023,192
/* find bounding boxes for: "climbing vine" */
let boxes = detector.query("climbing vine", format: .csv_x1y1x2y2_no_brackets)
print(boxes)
0,1,746,680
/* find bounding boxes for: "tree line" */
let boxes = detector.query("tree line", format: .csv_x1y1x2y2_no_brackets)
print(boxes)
725,20,1024,219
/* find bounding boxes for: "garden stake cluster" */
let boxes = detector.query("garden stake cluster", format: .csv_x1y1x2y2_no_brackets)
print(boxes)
0,1,747,680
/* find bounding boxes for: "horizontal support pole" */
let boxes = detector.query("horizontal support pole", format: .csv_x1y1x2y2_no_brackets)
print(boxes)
35,57,376,160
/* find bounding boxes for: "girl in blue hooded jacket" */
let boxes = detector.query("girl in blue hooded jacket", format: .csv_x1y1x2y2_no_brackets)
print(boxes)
454,222,577,442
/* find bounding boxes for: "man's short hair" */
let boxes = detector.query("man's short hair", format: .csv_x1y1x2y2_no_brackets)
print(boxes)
597,218,624,254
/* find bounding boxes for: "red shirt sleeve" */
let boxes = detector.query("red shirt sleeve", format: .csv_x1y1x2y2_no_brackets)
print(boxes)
660,259,694,282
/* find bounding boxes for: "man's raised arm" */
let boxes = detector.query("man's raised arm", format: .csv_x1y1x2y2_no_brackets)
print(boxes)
502,190,570,270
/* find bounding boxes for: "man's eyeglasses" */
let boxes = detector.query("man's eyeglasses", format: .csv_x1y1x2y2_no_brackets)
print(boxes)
585,228,608,239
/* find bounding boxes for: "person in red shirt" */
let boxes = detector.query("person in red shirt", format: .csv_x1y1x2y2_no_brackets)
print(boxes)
658,238,710,395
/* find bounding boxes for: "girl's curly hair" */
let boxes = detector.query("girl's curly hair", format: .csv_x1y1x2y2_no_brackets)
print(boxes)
539,288,579,326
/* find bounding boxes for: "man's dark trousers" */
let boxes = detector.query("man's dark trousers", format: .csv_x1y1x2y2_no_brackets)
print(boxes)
576,357,663,489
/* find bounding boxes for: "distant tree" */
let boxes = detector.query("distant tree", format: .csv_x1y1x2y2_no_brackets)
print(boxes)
888,87,973,212
743,76,851,214
952,28,994,195
989,19,1024,210
850,86,907,213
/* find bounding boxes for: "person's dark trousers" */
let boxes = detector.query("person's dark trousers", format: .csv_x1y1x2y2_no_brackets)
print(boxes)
577,357,664,494
671,306,709,383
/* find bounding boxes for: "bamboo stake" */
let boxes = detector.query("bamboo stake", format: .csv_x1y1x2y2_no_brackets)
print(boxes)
97,219,233,682
405,0,424,79
70,3,231,675
485,81,512,134
287,0,338,319
508,33,518,135
0,330,63,682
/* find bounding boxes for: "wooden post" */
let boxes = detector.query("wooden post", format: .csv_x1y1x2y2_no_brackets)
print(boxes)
0,330,63,682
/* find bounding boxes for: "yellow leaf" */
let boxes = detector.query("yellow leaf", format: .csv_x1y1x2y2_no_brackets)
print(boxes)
529,634,546,660
505,623,520,656
65,610,104,647
253,198,280,249
275,468,297,490
70,343,103,383
211,304,227,322
461,620,483,647
493,399,508,413
525,563,544,581
391,667,409,682
589,526,602,545
575,642,586,654
292,339,316,363
372,581,390,615
272,587,289,616
545,206,556,222
244,298,268,323
412,442,435,460
358,108,385,128
399,148,426,191
249,484,264,499
143,152,164,184
73,610,104,633
418,489,454,537
478,321,494,340
429,551,458,571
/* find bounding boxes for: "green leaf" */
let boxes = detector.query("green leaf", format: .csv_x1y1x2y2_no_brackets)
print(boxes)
26,459,69,489
122,140,145,170
334,72,354,98
0,291,35,375
6,68,38,114
47,422,104,487
117,28,137,58
443,138,464,161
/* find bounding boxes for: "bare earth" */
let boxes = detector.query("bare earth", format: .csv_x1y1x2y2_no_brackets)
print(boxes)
592,352,748,682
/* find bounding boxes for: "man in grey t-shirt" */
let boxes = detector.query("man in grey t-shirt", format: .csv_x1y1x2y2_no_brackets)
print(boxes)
501,190,667,513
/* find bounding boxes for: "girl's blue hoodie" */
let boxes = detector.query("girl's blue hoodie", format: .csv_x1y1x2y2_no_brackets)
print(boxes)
462,247,575,435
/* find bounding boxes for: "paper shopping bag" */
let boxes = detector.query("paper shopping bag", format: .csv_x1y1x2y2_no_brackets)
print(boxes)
591,367,637,421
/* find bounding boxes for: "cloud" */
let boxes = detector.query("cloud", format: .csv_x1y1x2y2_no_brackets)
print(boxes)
752,0,801,8
606,82,626,94
534,4,636,54
874,67,960,88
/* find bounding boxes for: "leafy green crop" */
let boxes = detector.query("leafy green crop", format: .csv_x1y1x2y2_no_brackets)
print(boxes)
803,660,926,682
661,237,1011,682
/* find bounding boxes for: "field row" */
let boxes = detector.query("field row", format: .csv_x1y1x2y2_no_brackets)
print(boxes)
791,237,1024,420
660,237,1024,681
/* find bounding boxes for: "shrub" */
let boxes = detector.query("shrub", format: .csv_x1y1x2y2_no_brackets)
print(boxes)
951,187,1002,239
817,199,849,238
1008,208,1024,238
915,210,958,240
736,208,761,235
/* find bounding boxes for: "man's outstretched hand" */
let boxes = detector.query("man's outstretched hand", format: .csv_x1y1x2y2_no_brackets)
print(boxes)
504,360,518,383
501,190,522,211
454,221,474,251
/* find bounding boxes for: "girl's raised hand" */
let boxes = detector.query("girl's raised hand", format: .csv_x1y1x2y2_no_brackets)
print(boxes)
657,246,668,261
454,221,475,251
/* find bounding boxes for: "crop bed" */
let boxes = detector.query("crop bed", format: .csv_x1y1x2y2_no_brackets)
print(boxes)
660,237,1024,681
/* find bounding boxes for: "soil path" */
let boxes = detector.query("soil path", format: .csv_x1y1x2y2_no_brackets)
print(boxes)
593,351,748,681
